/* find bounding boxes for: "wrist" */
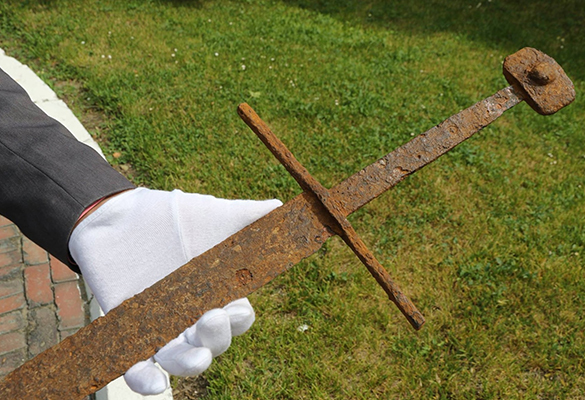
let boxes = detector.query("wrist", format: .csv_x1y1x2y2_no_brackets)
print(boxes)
74,189,134,229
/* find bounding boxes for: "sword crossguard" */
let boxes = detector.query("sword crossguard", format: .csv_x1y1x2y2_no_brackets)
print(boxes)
238,103,425,330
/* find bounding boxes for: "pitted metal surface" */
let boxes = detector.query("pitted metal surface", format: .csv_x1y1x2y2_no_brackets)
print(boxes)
503,47,575,115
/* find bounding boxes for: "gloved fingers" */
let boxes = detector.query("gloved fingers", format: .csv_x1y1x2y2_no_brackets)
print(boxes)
124,300,252,391
185,308,232,357
224,297,255,336
124,358,169,395
154,335,213,377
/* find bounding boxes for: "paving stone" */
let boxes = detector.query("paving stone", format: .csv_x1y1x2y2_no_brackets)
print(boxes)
0,264,23,283
0,250,23,270
55,281,85,330
0,348,26,378
24,263,53,307
0,331,26,355
0,216,12,228
59,327,81,341
27,306,59,357
0,225,19,241
50,255,78,283
22,237,48,265
0,292,26,314
0,279,22,299
0,311,25,334
0,236,20,254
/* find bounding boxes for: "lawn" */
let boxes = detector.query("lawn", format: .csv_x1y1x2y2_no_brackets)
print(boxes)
1,0,584,398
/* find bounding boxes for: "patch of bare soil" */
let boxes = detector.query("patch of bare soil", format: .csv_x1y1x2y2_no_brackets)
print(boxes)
172,375,209,400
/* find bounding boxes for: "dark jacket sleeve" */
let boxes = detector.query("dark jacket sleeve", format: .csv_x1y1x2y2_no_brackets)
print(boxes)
0,68,135,272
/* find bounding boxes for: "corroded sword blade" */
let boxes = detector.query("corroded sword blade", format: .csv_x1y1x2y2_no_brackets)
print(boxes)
0,48,574,399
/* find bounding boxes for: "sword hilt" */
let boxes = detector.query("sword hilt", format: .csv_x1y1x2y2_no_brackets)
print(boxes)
238,103,425,330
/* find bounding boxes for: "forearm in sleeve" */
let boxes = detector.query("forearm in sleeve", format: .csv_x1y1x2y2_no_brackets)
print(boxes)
0,68,135,272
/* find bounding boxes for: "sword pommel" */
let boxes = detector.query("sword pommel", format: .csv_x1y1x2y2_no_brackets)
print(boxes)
503,47,575,115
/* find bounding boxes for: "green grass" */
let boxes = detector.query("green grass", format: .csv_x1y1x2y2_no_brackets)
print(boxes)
1,0,584,398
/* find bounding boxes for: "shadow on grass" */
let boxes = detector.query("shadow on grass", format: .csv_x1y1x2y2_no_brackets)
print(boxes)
280,0,584,82
161,0,205,8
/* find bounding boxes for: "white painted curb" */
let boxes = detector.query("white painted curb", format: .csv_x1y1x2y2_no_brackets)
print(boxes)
0,48,173,400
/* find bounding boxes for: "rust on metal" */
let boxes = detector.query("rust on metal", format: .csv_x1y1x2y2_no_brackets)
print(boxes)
237,103,425,330
503,47,575,115
0,48,575,399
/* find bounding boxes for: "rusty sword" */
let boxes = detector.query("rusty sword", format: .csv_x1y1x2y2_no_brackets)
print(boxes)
0,47,575,399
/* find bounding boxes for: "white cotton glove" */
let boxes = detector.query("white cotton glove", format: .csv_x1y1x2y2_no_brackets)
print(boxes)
69,188,281,395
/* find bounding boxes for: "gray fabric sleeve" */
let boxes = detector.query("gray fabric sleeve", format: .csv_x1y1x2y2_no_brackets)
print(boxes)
0,68,135,272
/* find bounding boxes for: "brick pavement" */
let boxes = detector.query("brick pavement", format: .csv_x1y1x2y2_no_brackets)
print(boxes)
0,214,89,379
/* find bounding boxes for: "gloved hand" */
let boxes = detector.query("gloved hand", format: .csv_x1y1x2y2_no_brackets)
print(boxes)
69,188,281,395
